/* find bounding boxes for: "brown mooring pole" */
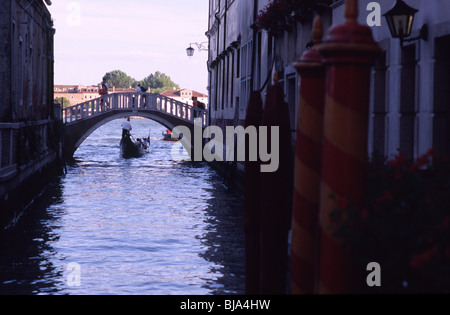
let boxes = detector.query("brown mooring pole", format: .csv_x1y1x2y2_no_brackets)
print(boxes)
244,91,263,294
259,73,293,294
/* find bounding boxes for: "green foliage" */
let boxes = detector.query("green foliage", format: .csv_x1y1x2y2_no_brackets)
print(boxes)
136,71,180,94
103,70,180,93
55,96,71,108
103,70,135,89
256,0,332,34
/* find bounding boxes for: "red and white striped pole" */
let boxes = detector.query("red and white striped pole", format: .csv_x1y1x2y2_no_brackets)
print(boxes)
317,0,380,294
291,16,326,295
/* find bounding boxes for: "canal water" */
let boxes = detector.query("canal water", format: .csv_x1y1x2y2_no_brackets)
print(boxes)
0,118,246,295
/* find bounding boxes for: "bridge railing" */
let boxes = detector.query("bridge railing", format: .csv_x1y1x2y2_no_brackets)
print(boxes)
62,92,208,127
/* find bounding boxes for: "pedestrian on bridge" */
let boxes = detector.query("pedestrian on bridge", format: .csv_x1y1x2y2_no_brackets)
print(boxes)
100,77,109,110
192,96,198,118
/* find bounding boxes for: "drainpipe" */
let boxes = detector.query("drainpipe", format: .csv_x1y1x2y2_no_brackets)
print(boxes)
223,0,227,58
215,0,221,63
250,0,258,90
206,0,212,126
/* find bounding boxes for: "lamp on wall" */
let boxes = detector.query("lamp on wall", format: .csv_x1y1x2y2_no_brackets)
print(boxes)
186,42,208,57
186,46,195,57
383,0,428,47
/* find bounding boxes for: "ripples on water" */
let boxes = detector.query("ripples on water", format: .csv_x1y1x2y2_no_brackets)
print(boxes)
0,119,245,295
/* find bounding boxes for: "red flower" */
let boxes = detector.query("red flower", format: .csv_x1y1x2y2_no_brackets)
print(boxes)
440,155,449,163
361,207,369,220
444,216,450,229
336,197,350,211
411,149,434,171
425,148,435,158
376,190,393,203
410,246,439,270
389,152,406,168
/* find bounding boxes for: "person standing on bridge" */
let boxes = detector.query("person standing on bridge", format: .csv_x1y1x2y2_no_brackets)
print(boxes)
100,77,109,110
121,117,132,138
192,96,198,118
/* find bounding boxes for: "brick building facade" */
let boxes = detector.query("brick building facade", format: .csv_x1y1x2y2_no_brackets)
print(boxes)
0,0,62,229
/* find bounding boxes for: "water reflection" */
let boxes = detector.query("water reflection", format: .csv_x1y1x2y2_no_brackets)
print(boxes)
199,181,246,295
0,179,65,295
0,119,246,295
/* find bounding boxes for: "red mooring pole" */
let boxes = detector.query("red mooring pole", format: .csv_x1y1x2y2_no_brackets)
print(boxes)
317,0,380,294
290,16,326,295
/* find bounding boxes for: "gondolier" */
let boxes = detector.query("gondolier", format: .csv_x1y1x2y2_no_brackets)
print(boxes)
119,117,147,158
121,117,132,138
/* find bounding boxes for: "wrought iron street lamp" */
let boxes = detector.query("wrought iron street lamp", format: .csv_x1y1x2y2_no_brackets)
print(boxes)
383,0,427,47
186,46,195,57
186,42,208,57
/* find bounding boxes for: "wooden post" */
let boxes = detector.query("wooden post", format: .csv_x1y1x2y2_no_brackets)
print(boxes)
291,16,326,295
259,73,293,294
317,0,380,294
244,91,263,294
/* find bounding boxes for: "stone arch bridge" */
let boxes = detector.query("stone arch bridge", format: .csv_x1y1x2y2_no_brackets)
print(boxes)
62,92,208,159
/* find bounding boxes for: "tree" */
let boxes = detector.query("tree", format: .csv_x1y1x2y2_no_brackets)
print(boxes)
102,70,180,93
140,71,180,93
103,70,135,89
55,97,71,108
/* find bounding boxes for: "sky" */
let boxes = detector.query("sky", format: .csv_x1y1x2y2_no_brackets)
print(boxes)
46,0,209,94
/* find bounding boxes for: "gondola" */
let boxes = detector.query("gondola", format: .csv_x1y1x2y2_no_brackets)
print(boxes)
120,132,148,158
162,129,180,141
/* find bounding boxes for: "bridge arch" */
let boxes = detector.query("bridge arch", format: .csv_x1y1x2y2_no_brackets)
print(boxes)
62,93,207,159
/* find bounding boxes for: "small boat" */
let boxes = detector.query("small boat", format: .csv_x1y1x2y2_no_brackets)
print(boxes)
162,129,179,141
120,133,148,158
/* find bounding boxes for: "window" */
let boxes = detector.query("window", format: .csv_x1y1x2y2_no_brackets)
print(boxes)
286,73,297,133
399,44,417,160
224,55,229,108
218,61,223,110
236,48,240,79
230,51,235,108
18,37,23,107
256,32,262,90
28,46,33,107
239,40,253,118
372,51,388,157
433,35,450,156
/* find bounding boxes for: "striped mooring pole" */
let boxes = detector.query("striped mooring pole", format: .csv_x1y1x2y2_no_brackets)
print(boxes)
291,16,326,295
316,0,380,294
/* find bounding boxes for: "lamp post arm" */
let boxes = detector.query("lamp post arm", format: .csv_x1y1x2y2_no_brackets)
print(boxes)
400,24,428,47
189,42,208,51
